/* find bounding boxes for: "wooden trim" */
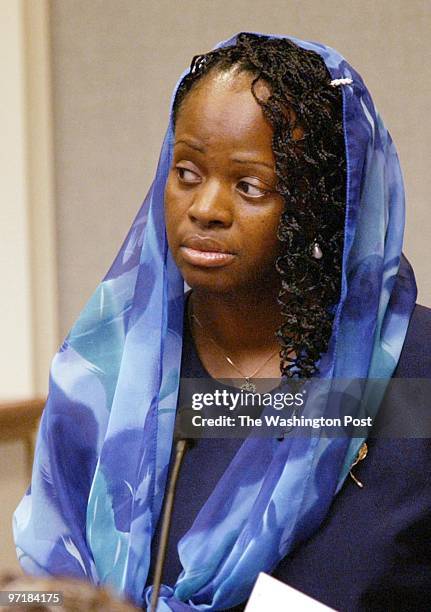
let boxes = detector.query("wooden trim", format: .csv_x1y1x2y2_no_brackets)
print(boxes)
0,398,46,478
0,398,45,436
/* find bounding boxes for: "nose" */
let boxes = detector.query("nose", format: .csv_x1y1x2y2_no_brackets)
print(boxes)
188,179,233,229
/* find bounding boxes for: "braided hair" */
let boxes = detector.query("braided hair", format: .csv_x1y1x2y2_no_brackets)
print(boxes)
173,33,346,378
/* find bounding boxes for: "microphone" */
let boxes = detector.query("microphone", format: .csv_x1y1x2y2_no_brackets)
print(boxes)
149,438,194,612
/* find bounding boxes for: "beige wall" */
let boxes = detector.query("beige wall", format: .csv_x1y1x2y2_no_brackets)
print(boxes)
0,0,33,398
0,0,56,573
0,0,33,572
0,0,57,398
50,0,431,337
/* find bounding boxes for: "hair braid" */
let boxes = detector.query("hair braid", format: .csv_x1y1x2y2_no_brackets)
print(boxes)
173,33,346,378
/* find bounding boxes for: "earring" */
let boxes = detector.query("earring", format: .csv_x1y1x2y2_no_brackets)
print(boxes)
311,241,323,259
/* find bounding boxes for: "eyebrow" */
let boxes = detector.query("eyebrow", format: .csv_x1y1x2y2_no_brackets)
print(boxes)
230,158,275,172
174,139,275,172
174,139,205,153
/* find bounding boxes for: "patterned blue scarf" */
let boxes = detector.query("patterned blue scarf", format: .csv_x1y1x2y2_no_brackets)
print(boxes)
14,33,416,610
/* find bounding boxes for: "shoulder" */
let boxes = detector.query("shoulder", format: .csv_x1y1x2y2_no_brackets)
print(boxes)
394,303,431,377
403,303,431,349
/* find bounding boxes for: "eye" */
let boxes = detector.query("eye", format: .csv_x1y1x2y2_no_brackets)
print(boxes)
176,166,201,184
237,179,269,198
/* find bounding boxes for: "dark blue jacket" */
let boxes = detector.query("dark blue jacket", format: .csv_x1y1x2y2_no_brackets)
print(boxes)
148,303,431,611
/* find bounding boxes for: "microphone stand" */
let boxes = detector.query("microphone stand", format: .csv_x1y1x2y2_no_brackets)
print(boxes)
150,438,192,612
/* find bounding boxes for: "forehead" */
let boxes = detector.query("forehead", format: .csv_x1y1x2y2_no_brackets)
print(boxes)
174,70,274,155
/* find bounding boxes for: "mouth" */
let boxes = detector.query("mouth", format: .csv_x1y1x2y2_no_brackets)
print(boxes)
179,246,236,268
180,234,236,269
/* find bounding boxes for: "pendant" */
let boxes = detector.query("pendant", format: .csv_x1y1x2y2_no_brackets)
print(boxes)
240,379,257,392
349,442,368,488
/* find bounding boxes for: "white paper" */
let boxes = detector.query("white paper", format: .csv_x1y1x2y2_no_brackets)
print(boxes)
245,572,336,611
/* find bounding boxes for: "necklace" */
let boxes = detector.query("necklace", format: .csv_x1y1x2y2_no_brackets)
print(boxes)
188,300,280,392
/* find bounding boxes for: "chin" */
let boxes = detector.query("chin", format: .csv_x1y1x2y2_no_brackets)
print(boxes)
181,269,238,295
175,252,280,296
181,268,274,299
173,253,238,293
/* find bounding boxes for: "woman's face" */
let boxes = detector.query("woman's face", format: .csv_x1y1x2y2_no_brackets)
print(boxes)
165,69,285,295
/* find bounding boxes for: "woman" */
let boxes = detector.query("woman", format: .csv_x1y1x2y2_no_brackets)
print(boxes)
13,33,431,611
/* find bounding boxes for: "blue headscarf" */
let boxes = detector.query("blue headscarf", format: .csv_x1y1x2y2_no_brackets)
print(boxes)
14,33,416,610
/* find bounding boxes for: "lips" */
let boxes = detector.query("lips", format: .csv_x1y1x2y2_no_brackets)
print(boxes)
180,234,236,268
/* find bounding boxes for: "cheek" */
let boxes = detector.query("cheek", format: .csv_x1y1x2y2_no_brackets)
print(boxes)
242,209,283,263
164,175,184,242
